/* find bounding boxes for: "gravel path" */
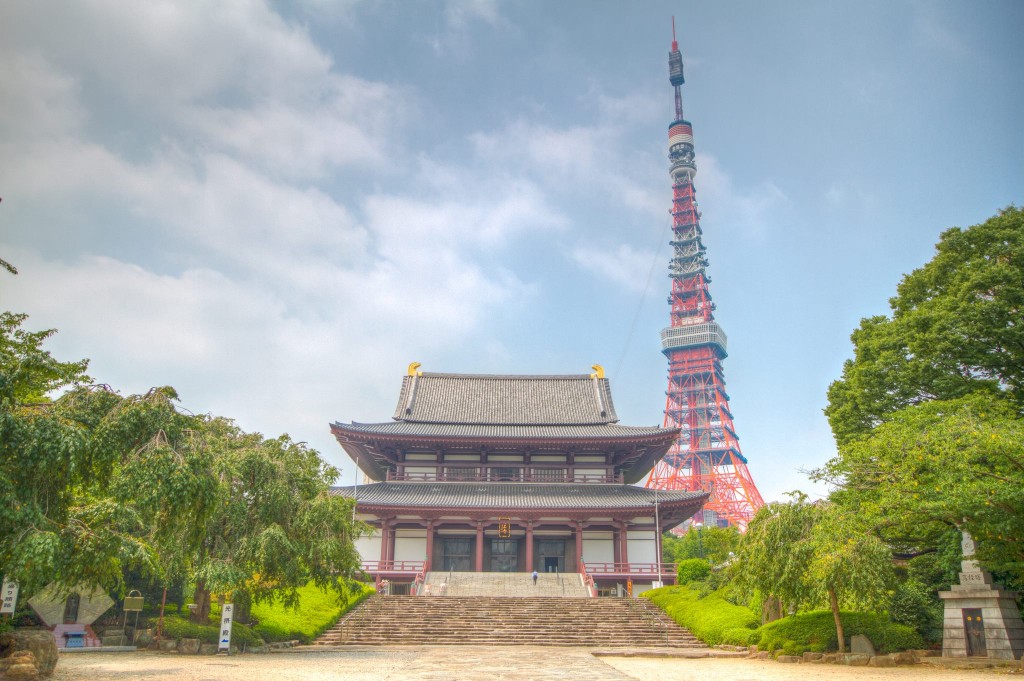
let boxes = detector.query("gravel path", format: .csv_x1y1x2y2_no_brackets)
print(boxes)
54,648,1012,681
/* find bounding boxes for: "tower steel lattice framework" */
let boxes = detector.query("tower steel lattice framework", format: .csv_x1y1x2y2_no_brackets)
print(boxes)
645,21,765,529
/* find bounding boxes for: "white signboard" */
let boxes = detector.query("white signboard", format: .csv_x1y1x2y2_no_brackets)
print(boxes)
218,603,234,652
1,578,18,615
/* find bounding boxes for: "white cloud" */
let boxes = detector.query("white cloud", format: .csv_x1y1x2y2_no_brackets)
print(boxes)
445,0,502,29
694,153,789,237
570,243,658,293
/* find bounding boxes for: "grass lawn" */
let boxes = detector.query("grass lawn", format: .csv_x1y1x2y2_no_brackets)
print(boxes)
248,581,374,643
151,581,374,646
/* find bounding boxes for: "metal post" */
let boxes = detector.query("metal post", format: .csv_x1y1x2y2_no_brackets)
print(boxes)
654,488,662,581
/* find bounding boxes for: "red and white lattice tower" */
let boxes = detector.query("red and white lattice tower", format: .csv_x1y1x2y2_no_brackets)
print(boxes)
645,20,764,529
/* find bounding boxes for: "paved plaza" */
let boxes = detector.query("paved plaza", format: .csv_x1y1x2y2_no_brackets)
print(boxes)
53,647,1008,681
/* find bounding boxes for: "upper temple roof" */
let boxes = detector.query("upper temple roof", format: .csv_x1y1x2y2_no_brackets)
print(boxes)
393,372,618,425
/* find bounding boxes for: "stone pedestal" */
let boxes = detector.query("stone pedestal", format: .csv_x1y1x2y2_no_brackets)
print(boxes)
938,533,1024,660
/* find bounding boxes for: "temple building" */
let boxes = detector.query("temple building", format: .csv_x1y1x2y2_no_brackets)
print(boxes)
330,364,709,595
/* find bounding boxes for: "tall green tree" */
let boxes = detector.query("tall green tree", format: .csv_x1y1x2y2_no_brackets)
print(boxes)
822,207,1024,585
0,314,217,594
734,494,894,651
826,207,1024,446
733,493,819,617
661,525,740,565
187,417,363,623
816,393,1024,586
807,505,895,652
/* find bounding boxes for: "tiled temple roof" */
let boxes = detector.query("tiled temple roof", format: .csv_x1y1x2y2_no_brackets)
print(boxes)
334,421,675,440
331,369,679,485
331,481,707,511
393,373,618,425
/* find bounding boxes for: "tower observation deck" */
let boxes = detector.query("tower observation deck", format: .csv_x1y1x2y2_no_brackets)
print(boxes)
645,20,765,529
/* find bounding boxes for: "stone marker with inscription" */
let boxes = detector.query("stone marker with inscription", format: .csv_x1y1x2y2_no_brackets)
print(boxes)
938,532,1024,660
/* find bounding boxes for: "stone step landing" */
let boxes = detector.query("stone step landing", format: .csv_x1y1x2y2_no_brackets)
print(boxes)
316,595,705,647
422,571,589,598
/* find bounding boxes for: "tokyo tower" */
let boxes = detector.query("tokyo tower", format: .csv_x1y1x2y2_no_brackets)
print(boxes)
645,20,764,529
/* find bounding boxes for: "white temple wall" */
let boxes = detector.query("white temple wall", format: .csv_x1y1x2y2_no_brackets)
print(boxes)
355,530,381,563
582,531,615,563
626,530,657,564
394,529,427,562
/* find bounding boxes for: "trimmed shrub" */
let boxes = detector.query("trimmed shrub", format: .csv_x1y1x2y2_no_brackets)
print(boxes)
677,559,711,584
889,579,942,643
643,584,759,646
160,614,263,648
757,610,924,656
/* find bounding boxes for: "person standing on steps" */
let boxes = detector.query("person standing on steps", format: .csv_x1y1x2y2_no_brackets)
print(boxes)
532,570,538,586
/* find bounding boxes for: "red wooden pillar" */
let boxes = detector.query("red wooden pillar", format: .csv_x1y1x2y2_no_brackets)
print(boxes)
525,521,534,572
619,521,630,565
425,520,435,571
613,524,621,565
575,521,584,572
475,522,484,572
379,519,390,566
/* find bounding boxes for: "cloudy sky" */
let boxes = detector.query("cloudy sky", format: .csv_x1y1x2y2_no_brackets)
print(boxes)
2,1,1021,502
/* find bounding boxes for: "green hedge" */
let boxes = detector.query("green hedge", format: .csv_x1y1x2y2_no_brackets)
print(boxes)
643,584,759,646
160,614,263,648
755,611,924,656
676,558,711,584
643,585,925,655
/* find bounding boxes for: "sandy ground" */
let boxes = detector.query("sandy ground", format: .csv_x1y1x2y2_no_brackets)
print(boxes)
53,648,1019,681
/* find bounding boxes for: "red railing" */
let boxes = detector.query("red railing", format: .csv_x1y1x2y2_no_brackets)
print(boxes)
361,560,425,574
579,561,677,580
578,559,597,597
410,563,428,596
386,471,623,484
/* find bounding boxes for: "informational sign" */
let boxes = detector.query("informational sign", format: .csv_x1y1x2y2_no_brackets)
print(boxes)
1,578,18,615
123,592,144,612
218,603,234,653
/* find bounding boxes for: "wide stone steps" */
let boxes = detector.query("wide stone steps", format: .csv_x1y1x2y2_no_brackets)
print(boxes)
316,595,704,647
423,571,590,598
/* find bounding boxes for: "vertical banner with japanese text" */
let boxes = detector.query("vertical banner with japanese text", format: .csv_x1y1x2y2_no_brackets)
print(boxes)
218,603,234,652
0,578,18,615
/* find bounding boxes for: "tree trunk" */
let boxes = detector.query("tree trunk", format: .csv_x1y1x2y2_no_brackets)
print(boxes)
191,580,212,624
762,596,783,624
829,586,845,653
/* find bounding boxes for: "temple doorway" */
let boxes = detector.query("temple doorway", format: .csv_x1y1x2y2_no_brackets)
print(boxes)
538,539,565,572
442,538,473,571
489,539,518,572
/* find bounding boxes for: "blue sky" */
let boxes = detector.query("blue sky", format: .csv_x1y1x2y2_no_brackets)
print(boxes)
2,1,1021,502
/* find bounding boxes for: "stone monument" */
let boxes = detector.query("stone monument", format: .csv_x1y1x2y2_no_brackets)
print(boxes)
938,532,1024,659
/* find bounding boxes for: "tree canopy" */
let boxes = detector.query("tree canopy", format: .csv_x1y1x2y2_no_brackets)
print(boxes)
821,207,1024,587
0,313,363,615
825,206,1023,446
734,494,894,652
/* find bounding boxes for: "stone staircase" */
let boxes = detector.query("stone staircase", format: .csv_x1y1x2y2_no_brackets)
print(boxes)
315,594,704,647
422,571,589,598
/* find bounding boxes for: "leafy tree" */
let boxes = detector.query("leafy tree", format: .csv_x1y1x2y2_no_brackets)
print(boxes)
662,525,740,565
676,558,711,584
734,494,894,651
826,207,1024,446
733,493,819,618
0,314,217,594
187,417,363,623
806,505,895,652
816,393,1024,586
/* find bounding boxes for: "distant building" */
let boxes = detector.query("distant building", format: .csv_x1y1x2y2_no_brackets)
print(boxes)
330,365,708,595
